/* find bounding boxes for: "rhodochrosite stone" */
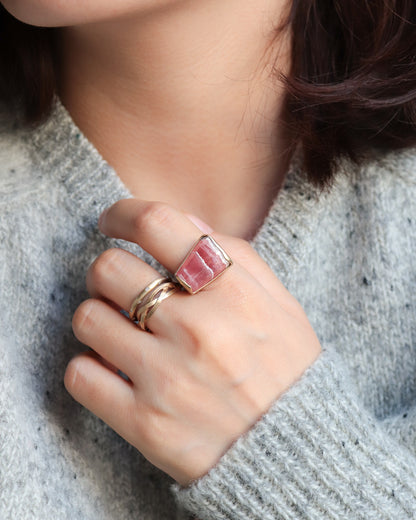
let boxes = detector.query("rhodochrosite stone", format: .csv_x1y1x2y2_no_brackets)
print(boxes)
175,235,232,293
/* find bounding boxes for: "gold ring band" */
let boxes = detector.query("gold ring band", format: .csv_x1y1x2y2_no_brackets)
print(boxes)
137,283,178,331
129,277,181,332
129,277,170,321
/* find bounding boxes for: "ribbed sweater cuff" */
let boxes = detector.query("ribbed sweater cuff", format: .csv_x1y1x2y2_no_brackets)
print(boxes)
171,348,416,520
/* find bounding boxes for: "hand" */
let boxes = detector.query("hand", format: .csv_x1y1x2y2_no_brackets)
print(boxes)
65,199,322,486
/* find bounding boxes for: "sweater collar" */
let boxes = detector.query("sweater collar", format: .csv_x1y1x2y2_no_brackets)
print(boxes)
23,96,344,287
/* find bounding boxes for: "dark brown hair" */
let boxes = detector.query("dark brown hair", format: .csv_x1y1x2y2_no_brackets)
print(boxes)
0,6,57,124
285,0,416,186
1,2,416,188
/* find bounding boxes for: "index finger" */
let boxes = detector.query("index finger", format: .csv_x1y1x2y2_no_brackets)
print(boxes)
98,199,233,287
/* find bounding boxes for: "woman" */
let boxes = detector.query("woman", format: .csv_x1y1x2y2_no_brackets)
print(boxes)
0,1,416,519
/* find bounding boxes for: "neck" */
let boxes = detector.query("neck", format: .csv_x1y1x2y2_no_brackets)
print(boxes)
58,1,292,239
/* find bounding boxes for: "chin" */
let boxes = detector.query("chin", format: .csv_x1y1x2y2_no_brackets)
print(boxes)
1,0,70,26
0,0,176,28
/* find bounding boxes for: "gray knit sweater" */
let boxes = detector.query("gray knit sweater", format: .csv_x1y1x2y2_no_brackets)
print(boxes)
1,98,416,520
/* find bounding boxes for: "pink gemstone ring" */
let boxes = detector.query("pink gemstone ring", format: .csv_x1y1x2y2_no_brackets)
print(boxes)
174,235,233,294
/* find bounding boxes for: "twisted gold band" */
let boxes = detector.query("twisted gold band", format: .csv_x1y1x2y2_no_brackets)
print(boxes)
129,277,180,332
137,282,179,331
129,277,169,321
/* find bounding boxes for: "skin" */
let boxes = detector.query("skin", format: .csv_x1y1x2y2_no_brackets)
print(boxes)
70,199,322,485
2,1,322,486
0,0,190,26
25,0,291,239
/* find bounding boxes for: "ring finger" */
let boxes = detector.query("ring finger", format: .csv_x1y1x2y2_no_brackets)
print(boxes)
86,246,189,334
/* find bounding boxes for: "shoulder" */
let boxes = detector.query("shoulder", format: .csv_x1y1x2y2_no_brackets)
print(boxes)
353,146,416,190
341,147,416,279
332,146,416,222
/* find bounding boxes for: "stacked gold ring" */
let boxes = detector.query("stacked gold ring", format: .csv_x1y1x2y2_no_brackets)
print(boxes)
129,277,181,332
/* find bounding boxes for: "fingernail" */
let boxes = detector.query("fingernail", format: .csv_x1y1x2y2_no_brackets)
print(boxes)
186,213,214,233
98,208,109,228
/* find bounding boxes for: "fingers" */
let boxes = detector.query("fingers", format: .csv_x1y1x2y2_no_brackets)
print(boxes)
72,297,157,380
64,351,136,442
86,247,166,312
85,247,189,333
98,199,234,295
98,199,280,299
97,198,302,318
98,199,209,275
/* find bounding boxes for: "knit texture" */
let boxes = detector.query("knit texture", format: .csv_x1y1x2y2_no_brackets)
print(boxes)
1,98,416,519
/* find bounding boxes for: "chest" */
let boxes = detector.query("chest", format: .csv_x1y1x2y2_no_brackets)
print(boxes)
287,185,416,419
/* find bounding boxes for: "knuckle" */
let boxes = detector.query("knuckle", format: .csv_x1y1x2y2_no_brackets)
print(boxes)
218,274,252,312
231,237,253,253
135,201,173,234
176,317,210,357
136,407,166,451
88,248,123,287
233,235,251,250
229,236,252,258
179,314,233,360
72,299,100,338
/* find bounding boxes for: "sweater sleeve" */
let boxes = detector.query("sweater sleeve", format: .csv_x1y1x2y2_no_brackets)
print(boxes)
170,348,416,520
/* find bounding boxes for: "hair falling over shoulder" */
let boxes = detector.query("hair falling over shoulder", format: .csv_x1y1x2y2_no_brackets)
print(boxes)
283,0,416,188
